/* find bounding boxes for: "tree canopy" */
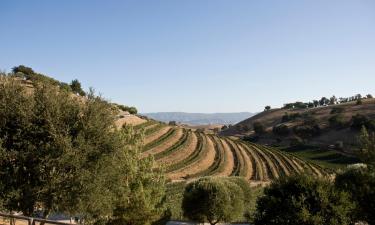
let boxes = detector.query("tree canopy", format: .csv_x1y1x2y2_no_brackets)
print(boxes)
0,77,165,224
182,177,247,225
254,174,354,225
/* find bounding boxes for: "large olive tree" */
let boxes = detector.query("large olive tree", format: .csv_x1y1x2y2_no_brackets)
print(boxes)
0,76,165,225
254,174,354,225
182,177,245,225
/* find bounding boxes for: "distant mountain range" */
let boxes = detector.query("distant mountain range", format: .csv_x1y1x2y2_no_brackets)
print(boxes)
143,112,255,125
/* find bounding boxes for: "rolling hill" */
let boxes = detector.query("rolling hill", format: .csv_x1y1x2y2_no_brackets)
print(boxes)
221,98,375,153
118,117,330,184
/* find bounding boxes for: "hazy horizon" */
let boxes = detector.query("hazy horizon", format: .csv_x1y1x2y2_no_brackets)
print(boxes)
1,0,374,113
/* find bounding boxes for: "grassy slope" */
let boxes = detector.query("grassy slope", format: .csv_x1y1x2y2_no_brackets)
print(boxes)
279,146,359,170
221,99,375,169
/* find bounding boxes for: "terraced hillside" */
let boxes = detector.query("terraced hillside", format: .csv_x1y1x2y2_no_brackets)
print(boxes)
129,119,329,183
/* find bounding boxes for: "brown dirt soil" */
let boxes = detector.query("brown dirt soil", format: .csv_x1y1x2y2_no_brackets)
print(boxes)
235,142,253,180
157,131,198,165
221,98,375,149
167,134,216,180
263,148,291,176
253,145,279,179
240,143,266,181
246,146,270,181
142,128,184,157
213,138,234,177
144,126,171,145
115,115,146,127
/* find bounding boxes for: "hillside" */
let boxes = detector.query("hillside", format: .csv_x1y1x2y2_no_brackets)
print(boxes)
0,69,346,184
221,98,375,153
121,118,330,184
143,112,254,125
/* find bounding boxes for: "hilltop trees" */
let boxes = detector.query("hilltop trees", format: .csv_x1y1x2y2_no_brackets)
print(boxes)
0,77,165,224
70,79,86,96
264,106,271,111
182,177,248,225
254,175,354,225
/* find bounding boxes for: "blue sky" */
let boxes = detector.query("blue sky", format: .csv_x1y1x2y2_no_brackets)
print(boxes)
1,0,374,113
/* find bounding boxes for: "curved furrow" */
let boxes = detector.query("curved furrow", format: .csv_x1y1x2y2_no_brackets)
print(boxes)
249,144,279,180
236,143,253,180
225,138,246,177
190,135,224,178
239,142,266,181
154,129,190,160
212,138,234,177
252,144,291,177
144,126,171,145
142,128,184,157
225,139,242,176
157,131,198,166
166,132,207,173
142,128,176,152
167,133,216,180
263,146,304,175
134,120,157,130
144,123,165,136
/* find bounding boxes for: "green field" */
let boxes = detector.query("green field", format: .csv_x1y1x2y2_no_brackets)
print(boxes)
280,146,359,170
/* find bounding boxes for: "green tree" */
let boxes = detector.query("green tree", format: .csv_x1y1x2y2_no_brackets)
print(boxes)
12,65,35,79
272,124,290,136
264,106,271,111
254,175,354,225
335,166,375,224
70,79,86,96
182,177,245,225
357,127,375,166
0,77,165,224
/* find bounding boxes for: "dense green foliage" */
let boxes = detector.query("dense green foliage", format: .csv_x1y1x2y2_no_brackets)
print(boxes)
329,114,347,129
0,77,165,225
272,124,290,136
351,114,375,131
335,167,375,224
182,177,247,225
357,127,375,166
254,175,354,225
282,94,369,109
253,122,265,135
11,65,73,92
70,79,86,96
115,103,138,114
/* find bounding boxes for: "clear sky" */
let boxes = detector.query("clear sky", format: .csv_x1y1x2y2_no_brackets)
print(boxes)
1,0,374,113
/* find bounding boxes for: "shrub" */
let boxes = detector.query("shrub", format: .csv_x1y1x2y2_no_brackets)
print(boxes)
253,121,265,134
254,175,354,225
351,114,374,130
329,114,347,129
293,124,320,139
330,107,345,114
335,167,375,224
70,79,86,96
357,127,375,166
182,177,245,225
272,124,290,136
281,112,301,122
356,99,363,105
